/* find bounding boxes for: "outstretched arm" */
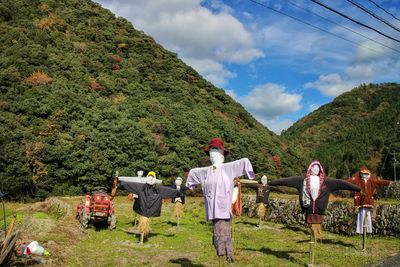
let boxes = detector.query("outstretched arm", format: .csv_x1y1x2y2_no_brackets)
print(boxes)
119,181,145,195
241,183,259,191
325,178,361,192
159,186,180,198
268,185,285,193
371,179,391,188
224,158,255,180
269,176,304,191
186,166,208,189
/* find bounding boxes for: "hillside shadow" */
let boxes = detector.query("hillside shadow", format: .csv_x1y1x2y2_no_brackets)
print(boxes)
245,247,305,266
169,258,205,267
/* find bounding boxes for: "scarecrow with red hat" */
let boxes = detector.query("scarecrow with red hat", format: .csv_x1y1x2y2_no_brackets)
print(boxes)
347,166,392,250
186,138,255,265
269,160,361,266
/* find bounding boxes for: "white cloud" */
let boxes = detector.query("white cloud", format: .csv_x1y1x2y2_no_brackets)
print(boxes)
344,64,374,80
305,73,359,97
309,104,320,113
262,119,295,135
96,0,263,86
183,57,235,87
225,89,238,101
239,83,302,134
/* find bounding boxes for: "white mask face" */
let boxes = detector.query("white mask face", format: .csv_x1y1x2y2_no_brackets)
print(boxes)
137,170,143,177
146,175,156,185
261,175,268,186
361,173,370,180
311,164,320,176
209,148,224,165
175,178,182,186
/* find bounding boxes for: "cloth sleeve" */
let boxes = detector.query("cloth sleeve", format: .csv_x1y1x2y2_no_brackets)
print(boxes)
159,186,180,198
371,179,391,188
119,181,145,194
224,158,255,180
186,166,208,189
325,178,361,192
269,185,284,193
241,183,259,191
269,176,304,190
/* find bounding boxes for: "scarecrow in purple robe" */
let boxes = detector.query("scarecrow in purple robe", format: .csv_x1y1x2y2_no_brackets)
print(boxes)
186,138,255,265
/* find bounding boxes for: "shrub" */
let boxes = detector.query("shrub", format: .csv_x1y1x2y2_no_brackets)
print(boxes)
24,71,52,86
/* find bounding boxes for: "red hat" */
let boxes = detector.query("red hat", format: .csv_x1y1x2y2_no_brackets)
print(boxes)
204,138,230,155
359,166,371,174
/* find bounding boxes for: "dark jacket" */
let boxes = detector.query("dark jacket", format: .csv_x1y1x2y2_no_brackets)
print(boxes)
347,173,391,208
269,177,360,215
242,183,282,204
120,182,180,217
170,184,189,204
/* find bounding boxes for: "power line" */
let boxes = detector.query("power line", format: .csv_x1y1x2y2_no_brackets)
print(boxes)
287,1,400,55
310,0,400,44
248,0,390,55
347,0,400,33
367,0,400,22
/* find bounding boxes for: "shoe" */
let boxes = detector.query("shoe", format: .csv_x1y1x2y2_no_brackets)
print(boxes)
227,256,234,264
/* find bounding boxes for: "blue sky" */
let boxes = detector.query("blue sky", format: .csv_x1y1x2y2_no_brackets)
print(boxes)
95,0,400,134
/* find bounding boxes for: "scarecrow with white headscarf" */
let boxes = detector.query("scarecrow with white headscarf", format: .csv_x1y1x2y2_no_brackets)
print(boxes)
347,166,392,250
269,160,361,266
117,171,181,244
170,177,189,226
186,138,255,265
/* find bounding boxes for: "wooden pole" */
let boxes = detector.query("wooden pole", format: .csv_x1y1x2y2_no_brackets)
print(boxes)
139,233,144,245
219,255,225,267
308,226,315,267
362,209,367,251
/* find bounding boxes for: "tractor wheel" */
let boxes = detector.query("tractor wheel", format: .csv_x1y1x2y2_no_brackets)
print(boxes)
109,213,117,230
80,210,90,229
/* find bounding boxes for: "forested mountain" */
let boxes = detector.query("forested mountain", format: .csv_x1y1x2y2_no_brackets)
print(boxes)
282,83,400,179
0,0,304,199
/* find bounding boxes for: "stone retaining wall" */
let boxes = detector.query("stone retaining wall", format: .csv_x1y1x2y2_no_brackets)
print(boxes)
242,195,400,237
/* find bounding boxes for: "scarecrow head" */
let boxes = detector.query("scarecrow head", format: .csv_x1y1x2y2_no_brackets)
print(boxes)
204,138,229,165
306,160,325,178
261,175,268,186
146,171,157,185
359,166,371,180
175,177,183,187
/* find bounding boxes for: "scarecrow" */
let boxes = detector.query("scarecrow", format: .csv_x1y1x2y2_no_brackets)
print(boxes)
231,177,242,217
242,175,282,226
114,170,163,227
186,138,255,265
347,166,392,250
269,160,361,267
170,177,189,226
230,177,242,241
118,171,181,244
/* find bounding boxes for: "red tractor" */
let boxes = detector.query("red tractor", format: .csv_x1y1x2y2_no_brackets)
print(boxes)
76,187,116,230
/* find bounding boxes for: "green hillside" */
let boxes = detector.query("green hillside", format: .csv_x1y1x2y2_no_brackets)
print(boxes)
0,0,303,199
282,83,400,178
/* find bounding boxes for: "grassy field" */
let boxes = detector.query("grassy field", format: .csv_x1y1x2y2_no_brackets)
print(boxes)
4,195,400,267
